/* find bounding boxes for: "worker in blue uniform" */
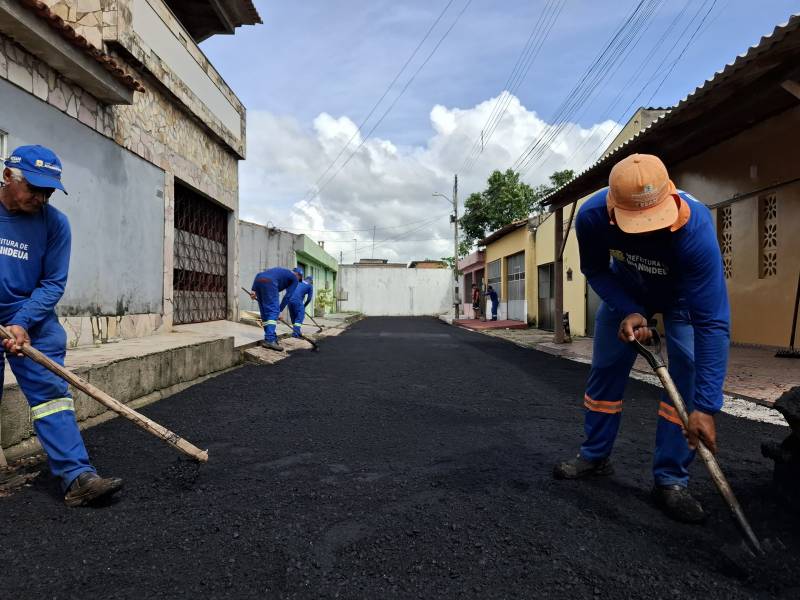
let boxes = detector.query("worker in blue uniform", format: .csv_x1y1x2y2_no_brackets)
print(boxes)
486,285,499,320
249,266,302,351
288,275,314,338
0,145,122,507
553,154,729,524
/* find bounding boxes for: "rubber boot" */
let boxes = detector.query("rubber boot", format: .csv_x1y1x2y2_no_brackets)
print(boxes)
259,340,284,352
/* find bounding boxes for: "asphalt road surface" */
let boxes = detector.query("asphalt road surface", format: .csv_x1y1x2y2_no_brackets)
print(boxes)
1,317,799,599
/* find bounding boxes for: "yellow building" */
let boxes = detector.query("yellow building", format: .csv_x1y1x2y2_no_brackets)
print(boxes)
480,219,536,323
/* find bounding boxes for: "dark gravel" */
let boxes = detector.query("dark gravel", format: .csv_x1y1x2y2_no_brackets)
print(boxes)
1,316,799,599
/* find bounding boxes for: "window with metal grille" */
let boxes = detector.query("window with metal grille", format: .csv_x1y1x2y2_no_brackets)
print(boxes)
487,259,501,298
172,182,229,324
758,194,777,279
717,206,733,279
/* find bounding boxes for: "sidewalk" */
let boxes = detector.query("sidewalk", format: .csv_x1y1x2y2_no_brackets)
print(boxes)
440,314,799,407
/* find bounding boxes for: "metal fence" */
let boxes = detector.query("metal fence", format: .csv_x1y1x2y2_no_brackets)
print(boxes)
172,183,229,324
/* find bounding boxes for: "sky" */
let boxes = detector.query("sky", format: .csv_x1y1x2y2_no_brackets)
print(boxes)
201,1,799,263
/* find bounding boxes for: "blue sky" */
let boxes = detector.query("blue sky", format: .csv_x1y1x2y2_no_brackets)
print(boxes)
201,1,798,261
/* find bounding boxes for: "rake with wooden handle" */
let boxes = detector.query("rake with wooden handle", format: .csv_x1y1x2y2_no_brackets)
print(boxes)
632,329,763,556
0,324,208,463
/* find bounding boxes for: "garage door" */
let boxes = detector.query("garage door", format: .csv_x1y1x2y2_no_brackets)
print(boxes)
507,252,525,322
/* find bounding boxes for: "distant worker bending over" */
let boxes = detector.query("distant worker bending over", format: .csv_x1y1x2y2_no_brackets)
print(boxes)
249,266,303,351
553,154,729,524
288,275,314,338
1,145,122,507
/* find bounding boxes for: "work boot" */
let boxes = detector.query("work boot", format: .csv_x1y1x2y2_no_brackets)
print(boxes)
64,472,123,507
259,340,284,352
553,454,614,480
652,485,706,524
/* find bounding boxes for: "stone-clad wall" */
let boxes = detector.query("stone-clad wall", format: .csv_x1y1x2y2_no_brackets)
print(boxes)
41,0,114,51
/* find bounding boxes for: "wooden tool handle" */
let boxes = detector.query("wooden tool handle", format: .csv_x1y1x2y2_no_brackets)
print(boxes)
0,325,208,463
654,365,762,555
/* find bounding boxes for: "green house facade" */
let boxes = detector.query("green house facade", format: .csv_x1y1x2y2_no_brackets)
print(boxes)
293,235,339,316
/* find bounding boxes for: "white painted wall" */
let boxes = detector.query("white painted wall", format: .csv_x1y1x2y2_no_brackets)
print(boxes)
338,267,453,316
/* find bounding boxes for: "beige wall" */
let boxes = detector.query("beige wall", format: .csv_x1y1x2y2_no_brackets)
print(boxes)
671,105,800,347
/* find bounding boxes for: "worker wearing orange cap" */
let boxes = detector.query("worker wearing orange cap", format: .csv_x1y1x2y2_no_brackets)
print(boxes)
553,154,729,524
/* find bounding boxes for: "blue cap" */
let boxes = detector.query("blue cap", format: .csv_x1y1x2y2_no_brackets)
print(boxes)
4,145,67,193
293,266,304,277
305,275,313,283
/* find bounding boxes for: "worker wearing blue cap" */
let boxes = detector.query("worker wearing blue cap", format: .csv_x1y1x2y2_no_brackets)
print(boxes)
248,266,302,351
288,275,314,338
0,145,122,506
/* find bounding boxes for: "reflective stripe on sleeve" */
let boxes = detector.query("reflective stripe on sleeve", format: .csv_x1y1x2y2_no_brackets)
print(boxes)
31,398,75,420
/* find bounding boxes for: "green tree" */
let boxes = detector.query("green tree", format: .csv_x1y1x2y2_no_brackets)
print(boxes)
457,168,576,255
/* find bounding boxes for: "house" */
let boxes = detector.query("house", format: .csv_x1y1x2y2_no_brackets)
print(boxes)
457,250,485,318
478,218,535,323
0,0,260,343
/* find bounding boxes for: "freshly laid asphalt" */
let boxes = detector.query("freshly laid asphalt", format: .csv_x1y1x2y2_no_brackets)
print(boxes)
1,317,799,599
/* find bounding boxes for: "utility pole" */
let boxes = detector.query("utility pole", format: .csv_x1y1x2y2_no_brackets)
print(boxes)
339,250,343,265
371,225,376,258
452,174,460,321
353,238,357,263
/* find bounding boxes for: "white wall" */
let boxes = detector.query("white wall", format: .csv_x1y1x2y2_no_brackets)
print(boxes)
238,221,298,312
339,267,453,316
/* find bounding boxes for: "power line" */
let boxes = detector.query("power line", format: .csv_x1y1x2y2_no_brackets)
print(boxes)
510,0,658,178
459,0,566,174
312,0,474,199
300,0,457,203
260,213,450,234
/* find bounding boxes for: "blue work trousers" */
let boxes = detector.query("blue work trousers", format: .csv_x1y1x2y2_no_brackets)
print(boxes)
491,301,498,320
253,278,280,342
1,315,94,490
288,301,305,338
580,302,696,487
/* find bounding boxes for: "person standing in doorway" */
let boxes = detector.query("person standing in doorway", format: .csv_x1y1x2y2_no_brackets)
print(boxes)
486,285,499,321
471,283,481,320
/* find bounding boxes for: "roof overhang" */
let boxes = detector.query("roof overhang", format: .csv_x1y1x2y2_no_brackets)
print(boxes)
543,14,800,211
0,0,134,103
478,219,529,247
164,0,262,43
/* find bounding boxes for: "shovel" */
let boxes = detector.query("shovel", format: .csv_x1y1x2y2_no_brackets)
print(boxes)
305,311,325,333
632,329,764,557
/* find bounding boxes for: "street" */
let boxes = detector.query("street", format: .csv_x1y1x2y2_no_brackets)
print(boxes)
1,317,798,599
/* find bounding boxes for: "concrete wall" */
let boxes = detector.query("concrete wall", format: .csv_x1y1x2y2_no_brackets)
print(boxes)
671,105,800,347
0,77,165,317
338,266,452,316
238,221,298,311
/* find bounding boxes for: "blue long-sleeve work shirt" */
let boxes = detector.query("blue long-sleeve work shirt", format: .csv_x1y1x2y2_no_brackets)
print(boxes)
0,201,71,330
252,267,299,312
575,188,730,414
292,281,313,307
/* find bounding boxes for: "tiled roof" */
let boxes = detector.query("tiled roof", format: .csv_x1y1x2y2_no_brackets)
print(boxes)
21,0,145,93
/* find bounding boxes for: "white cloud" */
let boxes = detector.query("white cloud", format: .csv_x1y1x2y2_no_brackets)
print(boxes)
239,93,621,263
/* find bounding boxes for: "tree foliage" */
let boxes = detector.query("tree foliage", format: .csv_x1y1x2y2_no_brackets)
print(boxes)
458,168,574,253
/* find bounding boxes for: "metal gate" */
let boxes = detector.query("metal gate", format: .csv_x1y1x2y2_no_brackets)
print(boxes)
538,263,555,331
173,182,228,324
586,282,602,336
507,252,526,321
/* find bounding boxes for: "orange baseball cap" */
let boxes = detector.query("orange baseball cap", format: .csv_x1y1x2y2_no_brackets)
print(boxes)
607,154,679,233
